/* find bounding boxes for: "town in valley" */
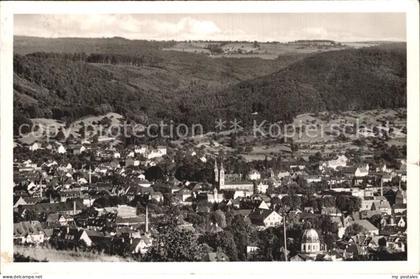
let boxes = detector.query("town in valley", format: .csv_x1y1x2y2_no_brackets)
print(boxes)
13,108,407,262
12,13,408,262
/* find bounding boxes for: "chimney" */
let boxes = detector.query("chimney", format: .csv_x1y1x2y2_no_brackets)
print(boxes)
145,205,149,233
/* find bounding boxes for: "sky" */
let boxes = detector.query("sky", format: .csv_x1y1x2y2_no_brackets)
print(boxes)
14,13,406,42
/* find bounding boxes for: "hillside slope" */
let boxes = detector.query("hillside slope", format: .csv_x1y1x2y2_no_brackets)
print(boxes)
209,44,406,124
13,46,306,130
13,38,406,133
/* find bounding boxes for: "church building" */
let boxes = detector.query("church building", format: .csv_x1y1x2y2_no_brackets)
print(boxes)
214,160,254,192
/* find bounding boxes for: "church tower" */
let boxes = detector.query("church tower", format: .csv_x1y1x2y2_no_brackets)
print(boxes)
214,159,219,183
213,187,219,203
219,161,225,190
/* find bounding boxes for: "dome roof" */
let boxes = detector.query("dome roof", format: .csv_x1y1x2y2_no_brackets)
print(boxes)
302,228,320,243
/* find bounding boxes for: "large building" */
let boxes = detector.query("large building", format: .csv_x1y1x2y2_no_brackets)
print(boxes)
214,160,254,192
301,228,325,256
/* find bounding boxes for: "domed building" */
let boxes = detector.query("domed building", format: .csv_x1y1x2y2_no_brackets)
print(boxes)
301,228,322,255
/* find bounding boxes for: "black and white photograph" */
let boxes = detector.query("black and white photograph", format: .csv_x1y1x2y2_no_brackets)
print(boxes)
1,1,419,278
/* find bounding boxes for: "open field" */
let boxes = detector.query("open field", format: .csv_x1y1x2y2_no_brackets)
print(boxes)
163,41,351,59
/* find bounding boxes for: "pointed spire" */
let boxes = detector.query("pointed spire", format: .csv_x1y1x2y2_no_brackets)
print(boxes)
214,159,219,183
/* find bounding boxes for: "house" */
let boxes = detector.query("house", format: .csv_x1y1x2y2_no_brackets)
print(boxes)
381,174,393,183
176,219,195,232
290,254,314,262
130,235,153,254
57,229,105,248
117,205,137,219
350,220,379,235
138,180,151,188
256,181,269,194
195,202,212,214
14,221,45,244
248,169,261,181
57,145,66,154
321,207,342,217
68,144,86,155
116,215,145,228
233,190,253,199
306,175,322,184
46,213,74,226
258,200,270,210
134,145,147,154
331,216,346,238
355,164,369,177
395,189,407,205
371,198,392,215
277,171,291,180
326,155,348,170
29,142,42,151
18,200,84,216
175,188,192,202
13,196,28,208
60,190,81,202
397,217,406,228
392,203,407,214
359,210,383,220
386,236,406,252
246,245,259,255
150,192,164,203
205,251,230,262
248,209,282,229
147,146,167,159
207,188,224,203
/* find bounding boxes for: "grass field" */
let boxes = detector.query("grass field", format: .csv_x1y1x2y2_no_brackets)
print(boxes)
14,245,132,262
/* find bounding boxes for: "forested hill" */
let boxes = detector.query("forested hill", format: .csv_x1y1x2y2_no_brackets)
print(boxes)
13,38,308,131
208,44,406,124
13,36,406,133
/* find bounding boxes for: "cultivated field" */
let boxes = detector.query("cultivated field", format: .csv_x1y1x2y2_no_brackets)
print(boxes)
163,41,350,60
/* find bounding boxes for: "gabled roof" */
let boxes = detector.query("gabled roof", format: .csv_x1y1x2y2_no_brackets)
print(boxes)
248,209,280,226
19,200,84,214
352,219,378,232
14,221,44,236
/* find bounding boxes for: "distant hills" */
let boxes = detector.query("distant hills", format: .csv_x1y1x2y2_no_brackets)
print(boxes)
13,36,406,133
210,44,407,124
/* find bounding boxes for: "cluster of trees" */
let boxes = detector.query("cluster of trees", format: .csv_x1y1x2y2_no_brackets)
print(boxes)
143,211,298,262
210,46,406,127
38,52,164,67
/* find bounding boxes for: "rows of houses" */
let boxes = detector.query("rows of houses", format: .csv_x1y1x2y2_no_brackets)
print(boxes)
13,138,407,261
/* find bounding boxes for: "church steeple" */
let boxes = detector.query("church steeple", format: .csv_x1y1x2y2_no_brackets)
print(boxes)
219,161,225,190
214,159,219,183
